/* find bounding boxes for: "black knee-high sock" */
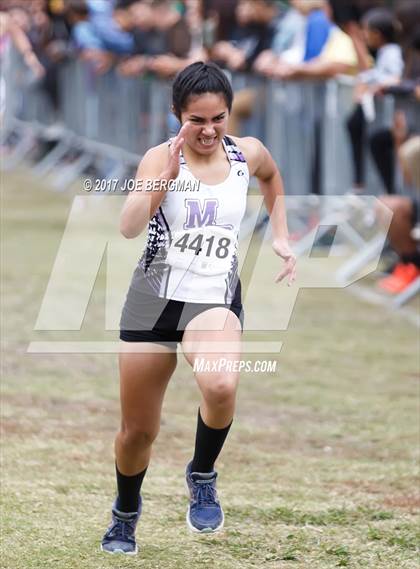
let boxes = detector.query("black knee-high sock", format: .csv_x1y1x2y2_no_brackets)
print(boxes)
191,408,232,473
115,464,147,513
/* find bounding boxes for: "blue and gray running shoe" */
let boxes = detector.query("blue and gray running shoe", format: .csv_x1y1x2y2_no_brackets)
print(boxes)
186,462,224,533
101,497,142,555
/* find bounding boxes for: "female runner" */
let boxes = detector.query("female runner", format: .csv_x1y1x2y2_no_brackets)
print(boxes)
101,61,296,555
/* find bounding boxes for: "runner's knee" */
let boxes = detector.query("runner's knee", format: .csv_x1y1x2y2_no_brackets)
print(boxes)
198,373,238,407
120,424,158,450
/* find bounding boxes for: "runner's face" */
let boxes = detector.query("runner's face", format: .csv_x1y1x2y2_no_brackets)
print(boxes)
180,93,229,154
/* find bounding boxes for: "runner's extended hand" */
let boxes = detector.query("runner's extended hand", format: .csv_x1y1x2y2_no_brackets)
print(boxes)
272,239,297,286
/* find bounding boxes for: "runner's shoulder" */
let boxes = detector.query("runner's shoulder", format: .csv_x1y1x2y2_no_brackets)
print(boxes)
142,141,170,162
137,142,171,172
229,135,265,173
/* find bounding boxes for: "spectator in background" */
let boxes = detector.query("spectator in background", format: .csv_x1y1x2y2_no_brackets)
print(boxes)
348,1,420,198
135,0,194,78
184,0,204,50
116,0,203,79
399,130,420,192
1,6,45,127
328,0,389,69
253,0,308,76
116,0,184,76
211,0,279,72
367,0,420,197
113,1,155,76
202,0,238,46
0,8,45,81
255,0,360,196
346,8,403,194
268,0,307,63
396,0,420,77
271,1,359,80
302,0,333,62
375,26,420,294
356,8,403,85
376,137,420,293
209,0,280,136
30,0,72,115
65,0,134,74
2,2,73,120
396,21,420,191
255,0,388,78
254,0,335,77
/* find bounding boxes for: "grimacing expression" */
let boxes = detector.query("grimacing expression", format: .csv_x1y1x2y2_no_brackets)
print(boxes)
180,93,229,154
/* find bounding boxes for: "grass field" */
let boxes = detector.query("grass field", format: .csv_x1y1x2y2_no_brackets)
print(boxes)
1,168,419,569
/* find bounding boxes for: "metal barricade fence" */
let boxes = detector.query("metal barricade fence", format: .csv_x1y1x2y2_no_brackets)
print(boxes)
56,62,172,156
3,51,397,197
266,79,326,195
323,78,354,195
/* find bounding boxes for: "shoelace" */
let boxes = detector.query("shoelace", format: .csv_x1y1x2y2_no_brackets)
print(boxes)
193,479,218,507
106,516,137,542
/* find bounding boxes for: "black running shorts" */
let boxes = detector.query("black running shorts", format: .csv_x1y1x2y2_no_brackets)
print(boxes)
120,267,244,347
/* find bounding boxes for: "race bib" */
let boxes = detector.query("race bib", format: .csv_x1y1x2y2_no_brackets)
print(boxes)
165,227,236,276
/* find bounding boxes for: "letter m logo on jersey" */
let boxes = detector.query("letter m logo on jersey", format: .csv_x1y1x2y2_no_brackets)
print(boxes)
183,199,219,229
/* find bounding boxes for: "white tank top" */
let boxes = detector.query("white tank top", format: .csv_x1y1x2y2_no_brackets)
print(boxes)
138,136,249,303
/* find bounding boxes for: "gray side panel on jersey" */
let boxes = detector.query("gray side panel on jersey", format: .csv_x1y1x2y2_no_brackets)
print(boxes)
138,208,170,295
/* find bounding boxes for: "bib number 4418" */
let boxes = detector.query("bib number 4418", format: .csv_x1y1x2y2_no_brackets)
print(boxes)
173,233,231,259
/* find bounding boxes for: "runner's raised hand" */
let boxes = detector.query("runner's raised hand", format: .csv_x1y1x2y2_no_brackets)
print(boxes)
161,121,192,180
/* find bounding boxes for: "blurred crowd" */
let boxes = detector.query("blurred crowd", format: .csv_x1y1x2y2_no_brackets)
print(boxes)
1,0,419,294
0,1,418,79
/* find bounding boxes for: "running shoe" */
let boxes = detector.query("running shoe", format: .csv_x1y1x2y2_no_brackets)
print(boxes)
101,497,142,555
185,462,224,533
377,263,420,294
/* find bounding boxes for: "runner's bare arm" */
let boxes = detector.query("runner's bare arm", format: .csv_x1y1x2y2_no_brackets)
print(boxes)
120,122,191,238
236,136,297,285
